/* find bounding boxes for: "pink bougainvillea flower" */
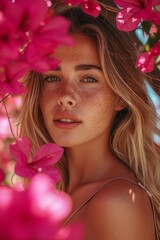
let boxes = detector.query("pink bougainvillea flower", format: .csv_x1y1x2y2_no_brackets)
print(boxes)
81,0,101,17
0,174,77,240
136,42,160,72
10,138,64,182
32,15,73,50
23,15,73,72
64,0,101,17
28,173,72,221
115,0,160,31
0,0,73,81
0,62,27,96
1,0,48,35
0,168,5,183
23,42,60,73
0,19,20,67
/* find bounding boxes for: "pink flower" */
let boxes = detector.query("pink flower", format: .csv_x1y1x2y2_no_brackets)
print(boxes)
0,0,73,96
0,63,27,96
0,168,5,183
0,18,20,67
0,174,76,240
23,15,73,72
64,0,101,17
81,0,101,17
115,0,160,31
10,138,64,182
136,42,160,72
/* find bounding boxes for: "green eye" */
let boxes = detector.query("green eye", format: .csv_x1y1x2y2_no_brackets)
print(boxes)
83,77,98,82
44,75,61,82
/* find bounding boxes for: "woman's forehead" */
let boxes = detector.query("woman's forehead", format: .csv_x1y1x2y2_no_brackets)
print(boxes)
54,33,100,65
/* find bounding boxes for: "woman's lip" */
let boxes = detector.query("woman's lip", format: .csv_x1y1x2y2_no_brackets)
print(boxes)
54,112,81,123
54,120,81,129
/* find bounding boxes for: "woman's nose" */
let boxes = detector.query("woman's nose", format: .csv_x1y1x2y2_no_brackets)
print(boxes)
58,86,76,108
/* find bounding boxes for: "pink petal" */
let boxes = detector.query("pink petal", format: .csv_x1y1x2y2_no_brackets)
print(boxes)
5,0,48,32
5,60,29,82
136,52,155,73
0,61,28,96
116,8,141,31
14,165,37,178
24,43,60,72
114,0,142,8
35,16,73,48
10,138,31,164
81,0,101,17
152,10,160,25
0,186,13,209
23,0,48,32
0,78,26,96
33,143,64,165
38,167,61,182
29,174,72,221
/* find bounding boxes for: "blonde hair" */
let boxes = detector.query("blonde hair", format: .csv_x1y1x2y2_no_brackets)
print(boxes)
18,7,160,236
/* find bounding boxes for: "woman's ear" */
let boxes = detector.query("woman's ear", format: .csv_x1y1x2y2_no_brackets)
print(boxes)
115,98,127,111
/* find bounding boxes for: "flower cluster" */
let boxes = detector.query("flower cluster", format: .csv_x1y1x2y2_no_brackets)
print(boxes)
0,170,83,240
0,1,83,239
61,0,160,73
114,0,160,72
0,0,73,97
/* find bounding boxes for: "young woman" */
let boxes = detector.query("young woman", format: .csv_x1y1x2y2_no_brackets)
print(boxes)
18,6,160,240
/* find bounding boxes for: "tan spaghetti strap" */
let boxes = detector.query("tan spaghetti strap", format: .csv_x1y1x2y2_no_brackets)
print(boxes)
63,177,158,240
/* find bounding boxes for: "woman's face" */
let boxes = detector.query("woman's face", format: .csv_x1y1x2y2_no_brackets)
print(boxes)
40,33,121,148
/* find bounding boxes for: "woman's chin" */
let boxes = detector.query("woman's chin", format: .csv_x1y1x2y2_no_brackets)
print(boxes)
53,139,75,148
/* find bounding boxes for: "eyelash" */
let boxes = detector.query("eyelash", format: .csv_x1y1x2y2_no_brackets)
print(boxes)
82,77,98,83
44,75,61,82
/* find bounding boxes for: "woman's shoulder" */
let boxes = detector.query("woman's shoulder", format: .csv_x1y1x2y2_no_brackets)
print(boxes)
89,177,150,209
84,178,156,240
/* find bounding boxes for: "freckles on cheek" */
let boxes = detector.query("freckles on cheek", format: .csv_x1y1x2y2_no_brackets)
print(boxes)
40,89,59,106
80,87,114,124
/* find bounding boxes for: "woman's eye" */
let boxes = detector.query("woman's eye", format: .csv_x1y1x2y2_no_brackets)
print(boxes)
82,77,98,83
44,75,61,82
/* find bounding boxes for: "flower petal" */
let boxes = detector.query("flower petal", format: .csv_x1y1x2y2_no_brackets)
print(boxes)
10,138,31,164
81,0,101,17
136,52,155,72
29,173,72,221
33,143,64,165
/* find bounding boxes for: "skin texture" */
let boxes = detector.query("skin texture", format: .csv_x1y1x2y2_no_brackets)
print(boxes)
40,34,156,240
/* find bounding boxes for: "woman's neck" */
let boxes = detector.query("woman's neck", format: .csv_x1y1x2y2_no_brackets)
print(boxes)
65,138,117,193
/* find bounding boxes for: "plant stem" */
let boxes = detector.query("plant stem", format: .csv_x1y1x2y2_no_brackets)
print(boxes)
2,99,16,140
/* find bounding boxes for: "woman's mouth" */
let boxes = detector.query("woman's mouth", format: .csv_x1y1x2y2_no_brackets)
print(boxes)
54,115,82,129
56,118,76,123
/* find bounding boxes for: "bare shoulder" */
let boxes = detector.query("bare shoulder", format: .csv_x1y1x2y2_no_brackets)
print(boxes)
84,179,156,240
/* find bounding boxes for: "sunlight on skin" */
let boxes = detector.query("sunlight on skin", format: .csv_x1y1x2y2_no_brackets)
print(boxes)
129,188,136,203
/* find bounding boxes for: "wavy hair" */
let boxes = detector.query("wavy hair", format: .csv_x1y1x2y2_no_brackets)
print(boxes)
18,7,160,236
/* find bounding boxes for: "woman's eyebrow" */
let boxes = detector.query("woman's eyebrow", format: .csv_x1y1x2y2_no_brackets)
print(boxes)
75,64,102,71
53,64,102,72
